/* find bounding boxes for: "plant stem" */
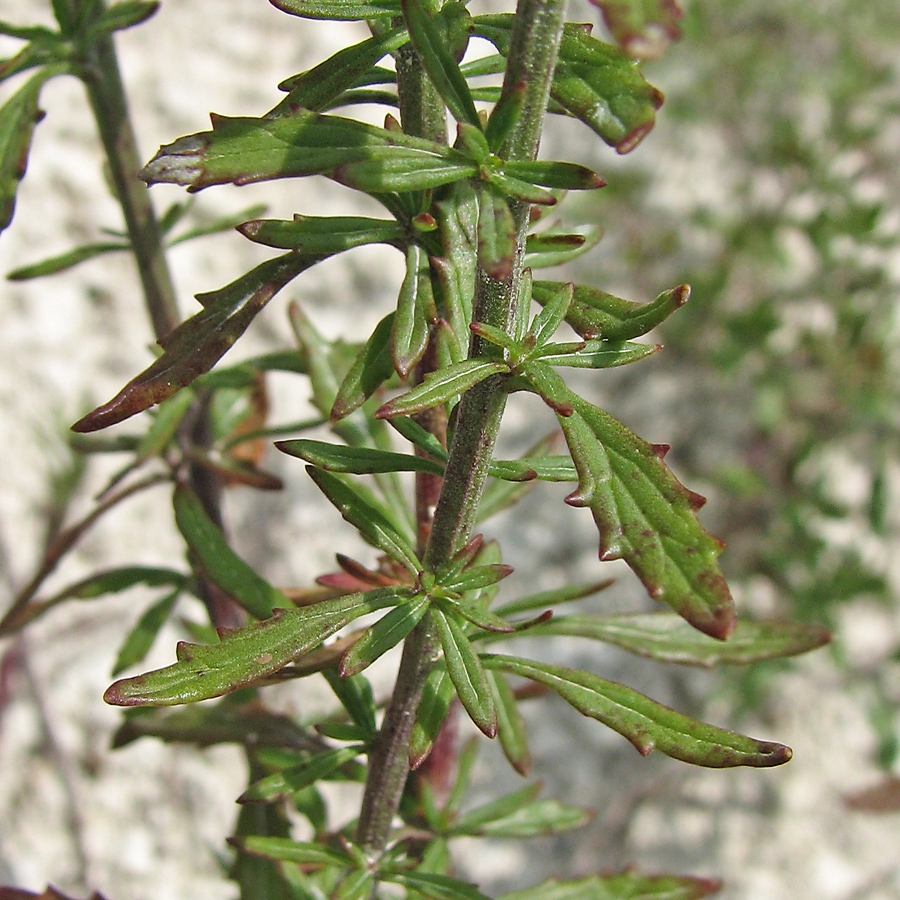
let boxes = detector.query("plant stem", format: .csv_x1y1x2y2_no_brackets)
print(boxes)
77,21,180,340
355,0,567,857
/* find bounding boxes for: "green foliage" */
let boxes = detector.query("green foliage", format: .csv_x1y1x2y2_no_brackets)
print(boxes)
1,0,856,897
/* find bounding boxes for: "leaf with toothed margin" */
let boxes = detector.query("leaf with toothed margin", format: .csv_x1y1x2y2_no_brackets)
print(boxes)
522,362,735,639
434,607,497,738
376,358,509,418
472,17,663,153
103,587,406,706
532,281,689,341
482,655,792,767
592,0,684,61
496,872,721,900
393,244,435,378
141,108,476,193
72,254,313,433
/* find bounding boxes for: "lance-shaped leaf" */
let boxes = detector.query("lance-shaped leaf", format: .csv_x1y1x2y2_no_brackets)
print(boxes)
536,339,660,369
273,27,408,113
7,240,128,280
340,593,431,676
528,280,572,348
393,244,435,377
483,655,791,767
333,871,374,900
524,227,602,270
452,788,591,838
434,607,497,738
112,590,179,676
494,579,614,617
111,700,319,750
0,70,50,232
503,160,605,191
440,563,513,595
498,872,721,900
231,835,352,868
485,81,525,153
88,0,160,36
239,746,362,802
278,439,443,477
376,358,509,418
323,668,377,736
331,312,396,419
270,0,402,19
477,180,516,281
523,613,831,667
524,363,735,640
487,669,530,775
44,566,187,601
306,466,420,575
410,666,455,768
533,281,689,341
174,484,287,619
72,254,311,432
104,587,406,706
592,0,684,59
142,108,476,193
239,214,403,253
383,871,493,900
402,0,479,128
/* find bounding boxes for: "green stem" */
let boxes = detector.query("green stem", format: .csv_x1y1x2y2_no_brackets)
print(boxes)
77,19,179,339
355,0,567,857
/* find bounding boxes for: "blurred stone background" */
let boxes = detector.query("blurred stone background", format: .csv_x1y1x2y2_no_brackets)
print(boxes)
1,1,899,899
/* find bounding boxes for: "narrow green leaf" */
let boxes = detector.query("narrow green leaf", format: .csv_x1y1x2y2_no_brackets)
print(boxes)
532,281,689,341
166,202,268,245
306,466,420,575
332,870,373,900
488,670,530,775
173,484,287,619
524,226,602,269
273,27,408,113
483,655,792,767
498,872,721,900
450,783,540,832
393,244,434,378
141,108,474,193
485,81,526,154
111,701,316,750
104,587,405,706
384,871,493,900
494,579,615,617
525,363,736,640
89,1,159,35
440,564,513,594
135,388,196,460
331,312,396,420
323,669,377,736
239,214,402,253
232,835,351,868
529,281,572,348
270,0,402,19
0,70,50,233
376,358,508,418
455,796,590,838
72,254,312,432
49,566,187,602
340,593,430,676
239,746,362,802
437,597,514,634
277,439,443,477
434,608,497,737
536,339,660,369
486,170,557,205
525,613,831,667
410,666,455,768
477,181,516,281
6,240,127,280
402,0,480,128
111,590,179,676
503,160,605,191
